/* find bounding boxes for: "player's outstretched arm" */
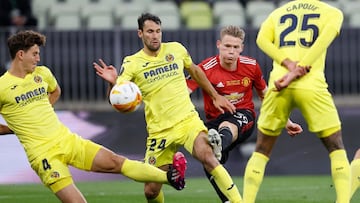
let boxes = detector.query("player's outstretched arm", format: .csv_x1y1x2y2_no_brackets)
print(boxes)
187,63,235,114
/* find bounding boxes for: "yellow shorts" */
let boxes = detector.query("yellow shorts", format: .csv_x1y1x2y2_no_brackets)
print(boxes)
258,88,341,137
30,133,101,193
144,113,207,167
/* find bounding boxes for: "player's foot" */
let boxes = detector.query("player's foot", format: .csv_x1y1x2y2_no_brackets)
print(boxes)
167,152,187,190
208,129,222,161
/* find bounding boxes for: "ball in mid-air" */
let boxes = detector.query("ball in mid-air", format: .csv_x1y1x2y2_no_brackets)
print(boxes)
109,81,142,113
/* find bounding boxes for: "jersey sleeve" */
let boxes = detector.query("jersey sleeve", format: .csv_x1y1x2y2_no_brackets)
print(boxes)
298,9,343,66
253,62,267,91
186,78,199,93
176,42,193,69
256,14,288,65
116,56,134,83
38,66,58,92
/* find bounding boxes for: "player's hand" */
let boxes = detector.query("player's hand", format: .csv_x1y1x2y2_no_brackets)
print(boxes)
93,59,118,84
285,120,303,137
212,94,236,114
274,66,310,91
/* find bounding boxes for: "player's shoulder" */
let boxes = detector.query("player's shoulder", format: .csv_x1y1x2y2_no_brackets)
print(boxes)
200,56,218,71
162,42,187,53
239,55,258,66
163,41,183,48
35,65,50,72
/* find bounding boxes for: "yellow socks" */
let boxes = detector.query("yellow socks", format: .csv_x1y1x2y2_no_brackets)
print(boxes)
120,159,167,183
243,152,269,203
350,158,360,198
330,149,350,203
148,190,164,203
210,165,242,203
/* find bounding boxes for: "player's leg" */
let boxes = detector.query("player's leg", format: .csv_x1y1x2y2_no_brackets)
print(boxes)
319,130,350,203
350,148,360,198
243,130,277,203
29,145,87,203
299,89,350,203
191,131,242,203
243,89,291,203
180,113,241,203
142,128,188,203
69,135,186,192
205,111,255,202
55,182,87,203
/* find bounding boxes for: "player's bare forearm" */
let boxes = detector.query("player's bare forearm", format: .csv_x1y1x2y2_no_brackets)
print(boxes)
274,65,310,91
0,124,13,135
48,85,61,105
188,64,235,113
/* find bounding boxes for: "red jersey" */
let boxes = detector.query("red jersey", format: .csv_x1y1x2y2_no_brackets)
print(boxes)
187,55,267,121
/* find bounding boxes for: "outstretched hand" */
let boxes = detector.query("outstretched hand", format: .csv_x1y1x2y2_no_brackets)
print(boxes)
212,94,236,114
93,59,118,84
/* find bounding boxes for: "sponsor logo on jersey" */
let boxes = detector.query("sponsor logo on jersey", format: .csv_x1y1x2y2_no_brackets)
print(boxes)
143,63,179,83
10,85,18,90
142,62,150,67
216,82,224,88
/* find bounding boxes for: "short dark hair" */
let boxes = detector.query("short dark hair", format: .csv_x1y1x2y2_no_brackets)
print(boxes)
137,13,161,30
7,30,46,59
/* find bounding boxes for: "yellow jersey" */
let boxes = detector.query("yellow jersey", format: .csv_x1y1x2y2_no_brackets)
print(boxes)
257,0,343,90
0,66,68,161
117,42,196,133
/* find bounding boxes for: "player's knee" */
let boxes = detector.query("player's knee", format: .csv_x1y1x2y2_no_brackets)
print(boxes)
144,186,160,199
93,152,124,172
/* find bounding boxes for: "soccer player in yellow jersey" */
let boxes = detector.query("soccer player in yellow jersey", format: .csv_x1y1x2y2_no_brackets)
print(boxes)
93,13,243,203
242,1,351,203
0,30,188,203
350,149,360,199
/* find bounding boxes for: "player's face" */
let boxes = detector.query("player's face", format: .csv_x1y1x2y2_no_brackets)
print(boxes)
217,35,244,66
20,44,40,73
139,20,162,53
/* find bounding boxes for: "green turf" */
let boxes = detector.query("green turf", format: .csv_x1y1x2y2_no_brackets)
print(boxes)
0,176,358,203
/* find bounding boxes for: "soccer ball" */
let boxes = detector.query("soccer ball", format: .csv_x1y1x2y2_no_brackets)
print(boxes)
109,81,142,113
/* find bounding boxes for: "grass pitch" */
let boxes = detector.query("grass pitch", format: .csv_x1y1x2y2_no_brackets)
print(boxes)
0,176,358,203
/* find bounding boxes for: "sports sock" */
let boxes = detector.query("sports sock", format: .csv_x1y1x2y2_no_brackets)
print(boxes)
148,190,164,203
210,165,242,203
219,126,233,150
120,159,167,183
330,149,350,203
243,152,269,203
350,158,360,198
204,168,228,202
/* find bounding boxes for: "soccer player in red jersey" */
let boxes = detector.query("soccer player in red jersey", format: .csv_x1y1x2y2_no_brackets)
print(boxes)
187,25,303,203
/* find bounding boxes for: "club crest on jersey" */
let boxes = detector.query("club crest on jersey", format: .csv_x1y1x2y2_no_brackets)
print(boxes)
34,75,42,83
241,77,251,87
165,54,174,62
50,171,60,179
148,156,156,165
